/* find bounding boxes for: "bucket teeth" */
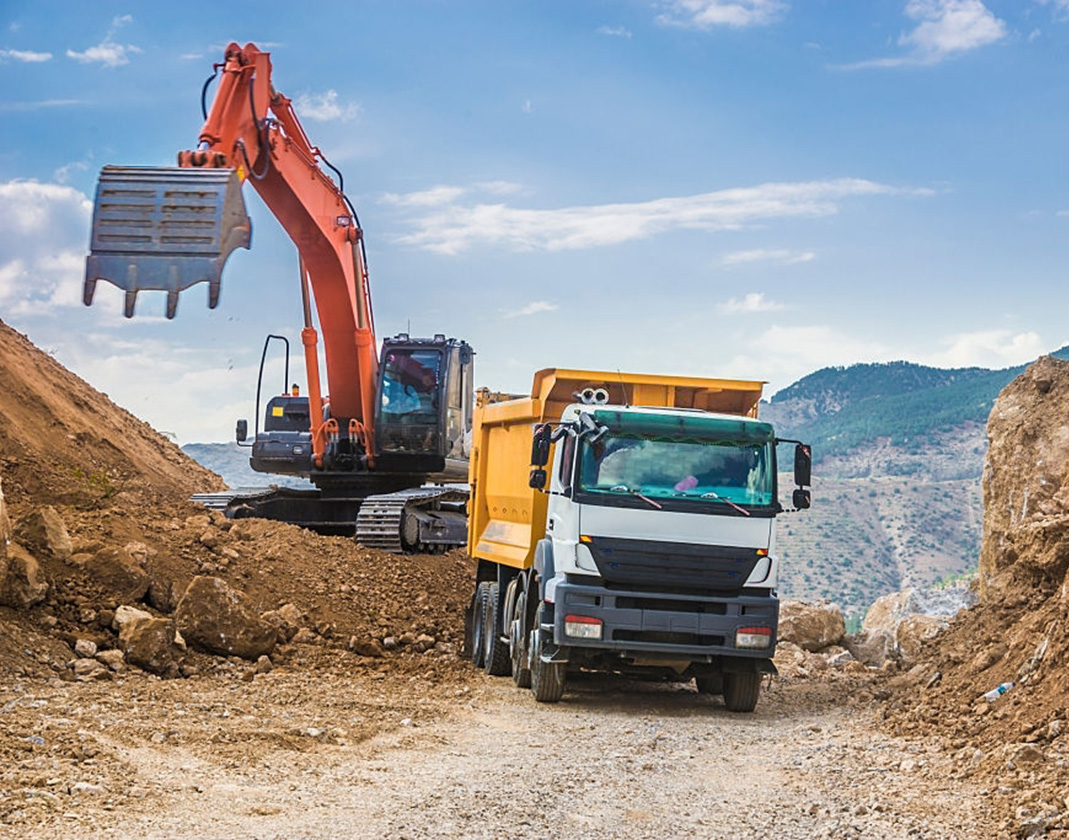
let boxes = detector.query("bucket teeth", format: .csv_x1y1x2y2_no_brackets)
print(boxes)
83,166,251,319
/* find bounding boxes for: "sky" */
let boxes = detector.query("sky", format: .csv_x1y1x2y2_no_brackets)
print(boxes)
1,0,1068,442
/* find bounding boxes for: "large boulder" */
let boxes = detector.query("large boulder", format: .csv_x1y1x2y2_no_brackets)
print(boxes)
119,615,179,677
0,543,49,608
13,506,72,561
778,600,845,652
981,355,1069,602
175,576,276,659
859,587,974,665
76,546,149,604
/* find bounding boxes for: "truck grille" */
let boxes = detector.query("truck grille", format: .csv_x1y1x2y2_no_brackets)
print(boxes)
585,536,762,593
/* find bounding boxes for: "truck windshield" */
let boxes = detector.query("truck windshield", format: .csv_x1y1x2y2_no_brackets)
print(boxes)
577,432,774,508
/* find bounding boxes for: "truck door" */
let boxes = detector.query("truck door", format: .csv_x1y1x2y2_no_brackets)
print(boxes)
547,431,582,574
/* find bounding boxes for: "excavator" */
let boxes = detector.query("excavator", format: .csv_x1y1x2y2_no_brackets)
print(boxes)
82,42,472,553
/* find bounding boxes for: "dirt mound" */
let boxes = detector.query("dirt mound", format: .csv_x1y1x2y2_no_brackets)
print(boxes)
0,318,224,509
881,356,1069,835
0,320,475,683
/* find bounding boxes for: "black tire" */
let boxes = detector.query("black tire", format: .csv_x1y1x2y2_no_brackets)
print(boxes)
482,582,511,676
470,581,488,668
722,671,761,713
529,606,566,703
510,590,531,688
695,673,723,695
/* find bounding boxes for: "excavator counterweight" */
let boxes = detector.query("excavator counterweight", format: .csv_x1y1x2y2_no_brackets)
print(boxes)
84,166,251,318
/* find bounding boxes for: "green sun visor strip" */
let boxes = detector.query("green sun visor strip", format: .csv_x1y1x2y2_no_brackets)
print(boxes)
591,410,774,443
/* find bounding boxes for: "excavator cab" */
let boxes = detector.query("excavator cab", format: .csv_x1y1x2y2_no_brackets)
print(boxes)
83,166,251,318
373,335,473,476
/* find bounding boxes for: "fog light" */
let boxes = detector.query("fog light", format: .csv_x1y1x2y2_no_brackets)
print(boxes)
735,626,772,649
565,615,603,640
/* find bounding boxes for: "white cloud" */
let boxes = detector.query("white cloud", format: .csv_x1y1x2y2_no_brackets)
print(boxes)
929,329,1045,368
656,0,788,29
392,178,930,255
721,248,815,266
381,185,467,208
523,99,533,114
0,99,86,112
838,0,1005,69
54,156,92,185
66,15,141,67
475,180,523,196
596,25,633,38
502,301,558,318
1036,0,1069,22
0,49,52,62
293,89,361,122
718,293,786,314
0,180,93,313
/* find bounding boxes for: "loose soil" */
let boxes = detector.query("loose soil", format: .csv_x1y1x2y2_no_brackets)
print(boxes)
1,319,1067,838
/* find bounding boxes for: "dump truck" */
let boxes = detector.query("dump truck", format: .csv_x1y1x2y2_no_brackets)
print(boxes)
466,369,812,712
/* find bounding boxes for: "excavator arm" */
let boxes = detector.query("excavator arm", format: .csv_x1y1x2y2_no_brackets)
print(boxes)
83,42,378,467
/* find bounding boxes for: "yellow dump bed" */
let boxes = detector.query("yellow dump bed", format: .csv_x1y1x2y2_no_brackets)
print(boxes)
466,368,765,570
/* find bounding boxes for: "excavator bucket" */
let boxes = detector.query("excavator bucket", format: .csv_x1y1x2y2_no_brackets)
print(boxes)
83,166,252,319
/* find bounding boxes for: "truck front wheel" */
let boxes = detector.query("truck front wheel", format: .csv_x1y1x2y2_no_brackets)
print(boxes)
529,606,566,703
722,671,761,713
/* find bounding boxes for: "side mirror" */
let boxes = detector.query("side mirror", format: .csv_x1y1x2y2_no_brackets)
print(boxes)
794,443,812,488
530,424,551,467
792,488,811,510
529,468,547,490
236,419,248,443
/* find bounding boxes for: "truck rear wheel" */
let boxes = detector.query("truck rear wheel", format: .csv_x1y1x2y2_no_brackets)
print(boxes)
482,582,511,676
510,590,531,688
470,581,489,668
722,671,761,713
529,607,565,703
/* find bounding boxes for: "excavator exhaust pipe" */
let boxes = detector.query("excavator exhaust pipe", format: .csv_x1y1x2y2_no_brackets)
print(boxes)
83,166,252,319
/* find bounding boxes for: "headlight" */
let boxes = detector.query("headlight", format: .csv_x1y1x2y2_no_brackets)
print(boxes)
735,626,772,649
565,615,603,640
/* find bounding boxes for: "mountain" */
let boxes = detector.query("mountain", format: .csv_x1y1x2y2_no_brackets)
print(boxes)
180,442,312,490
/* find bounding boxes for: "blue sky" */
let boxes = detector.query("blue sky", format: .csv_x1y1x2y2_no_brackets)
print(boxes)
1,1,1068,441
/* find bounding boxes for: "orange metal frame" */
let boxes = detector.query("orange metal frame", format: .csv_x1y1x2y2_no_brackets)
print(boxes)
178,42,377,467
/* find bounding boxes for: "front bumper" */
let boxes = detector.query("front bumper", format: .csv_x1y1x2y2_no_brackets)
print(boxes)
551,578,778,661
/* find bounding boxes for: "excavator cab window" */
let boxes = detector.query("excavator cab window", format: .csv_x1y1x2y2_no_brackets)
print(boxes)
376,347,445,461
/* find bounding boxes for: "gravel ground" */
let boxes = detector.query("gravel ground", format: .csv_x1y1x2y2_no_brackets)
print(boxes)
0,664,1001,839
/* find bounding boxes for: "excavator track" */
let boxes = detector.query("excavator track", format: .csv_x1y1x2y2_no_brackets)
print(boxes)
355,487,468,553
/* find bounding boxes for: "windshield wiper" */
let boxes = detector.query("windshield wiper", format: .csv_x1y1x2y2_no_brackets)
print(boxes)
609,485,663,510
700,491,751,516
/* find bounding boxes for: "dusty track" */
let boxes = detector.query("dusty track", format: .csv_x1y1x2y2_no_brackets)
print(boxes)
0,661,999,839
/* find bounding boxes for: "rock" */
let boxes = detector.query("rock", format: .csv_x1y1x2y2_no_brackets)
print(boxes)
0,543,49,608
146,575,178,613
77,546,149,603
1009,744,1045,765
254,654,273,674
12,507,72,561
175,576,277,660
981,355,1069,600
291,627,317,645
778,600,844,651
382,636,398,650
120,616,179,677
73,639,97,658
415,633,437,652
95,649,125,672
349,636,385,657
112,605,153,633
895,614,948,664
261,603,303,643
123,541,151,565
72,658,110,681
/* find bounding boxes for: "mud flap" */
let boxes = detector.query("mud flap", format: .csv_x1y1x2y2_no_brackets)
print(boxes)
83,166,251,318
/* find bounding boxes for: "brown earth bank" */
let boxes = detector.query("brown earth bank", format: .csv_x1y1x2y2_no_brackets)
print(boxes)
0,321,1067,837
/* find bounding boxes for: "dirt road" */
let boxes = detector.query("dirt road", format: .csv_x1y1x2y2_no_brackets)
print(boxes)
0,657,1001,839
